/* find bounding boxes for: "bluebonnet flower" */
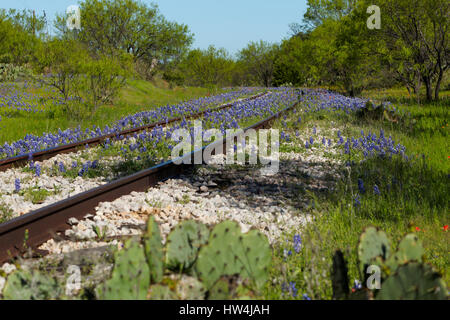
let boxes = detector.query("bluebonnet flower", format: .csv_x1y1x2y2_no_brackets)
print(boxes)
352,280,363,292
305,141,309,149
289,282,298,298
35,164,41,177
374,184,380,195
302,293,311,300
58,162,66,173
313,126,316,135
358,179,365,194
14,178,20,192
293,234,302,253
309,137,314,145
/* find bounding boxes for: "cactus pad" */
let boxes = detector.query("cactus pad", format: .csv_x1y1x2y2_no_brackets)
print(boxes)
195,221,271,290
143,216,164,283
3,269,61,300
386,234,424,272
175,276,206,300
165,220,210,271
358,227,391,274
148,284,177,300
97,239,150,300
377,262,447,300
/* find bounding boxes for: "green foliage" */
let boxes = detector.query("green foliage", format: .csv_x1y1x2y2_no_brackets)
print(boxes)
377,262,447,300
75,53,134,113
178,46,235,88
165,220,210,271
143,216,164,283
96,239,150,300
3,268,62,300
0,202,14,224
237,40,279,87
56,0,192,79
33,39,87,101
195,221,272,290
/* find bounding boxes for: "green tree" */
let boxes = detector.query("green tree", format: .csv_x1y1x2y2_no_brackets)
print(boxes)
56,0,193,79
32,39,87,101
0,12,43,64
238,41,279,87
179,46,235,88
374,0,449,100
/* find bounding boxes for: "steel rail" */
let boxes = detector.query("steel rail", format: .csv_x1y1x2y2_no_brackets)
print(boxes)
0,92,267,172
0,98,298,264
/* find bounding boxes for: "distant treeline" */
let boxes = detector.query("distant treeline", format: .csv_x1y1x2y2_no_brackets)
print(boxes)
0,0,448,101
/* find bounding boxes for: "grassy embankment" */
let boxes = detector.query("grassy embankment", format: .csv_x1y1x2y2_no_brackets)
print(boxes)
0,78,220,145
265,87,449,299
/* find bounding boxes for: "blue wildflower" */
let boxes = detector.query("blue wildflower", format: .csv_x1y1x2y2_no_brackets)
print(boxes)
289,282,298,298
14,178,20,192
358,179,365,194
35,164,41,177
374,184,380,195
293,234,302,253
302,293,311,300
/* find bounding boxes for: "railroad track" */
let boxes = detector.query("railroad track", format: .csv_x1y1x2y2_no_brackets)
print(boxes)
0,92,267,172
0,97,299,264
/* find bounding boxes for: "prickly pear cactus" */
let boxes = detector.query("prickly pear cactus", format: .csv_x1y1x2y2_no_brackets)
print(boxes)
165,220,209,271
143,216,164,283
358,227,391,274
208,277,233,300
2,268,61,300
386,234,424,272
195,221,271,290
97,239,150,300
175,276,206,300
377,262,447,300
148,284,177,300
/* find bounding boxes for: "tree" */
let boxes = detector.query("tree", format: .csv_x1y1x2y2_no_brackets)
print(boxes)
56,0,193,79
178,46,235,88
273,35,315,86
238,41,279,87
0,11,44,64
290,0,356,32
33,39,87,101
375,0,449,100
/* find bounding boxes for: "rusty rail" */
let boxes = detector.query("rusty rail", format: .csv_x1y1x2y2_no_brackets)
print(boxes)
0,92,267,172
0,99,297,264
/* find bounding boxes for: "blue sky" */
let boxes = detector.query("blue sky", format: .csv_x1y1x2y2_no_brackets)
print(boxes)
1,0,307,55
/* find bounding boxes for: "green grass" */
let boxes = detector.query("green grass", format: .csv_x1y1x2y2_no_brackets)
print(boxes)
263,89,449,299
0,78,220,145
